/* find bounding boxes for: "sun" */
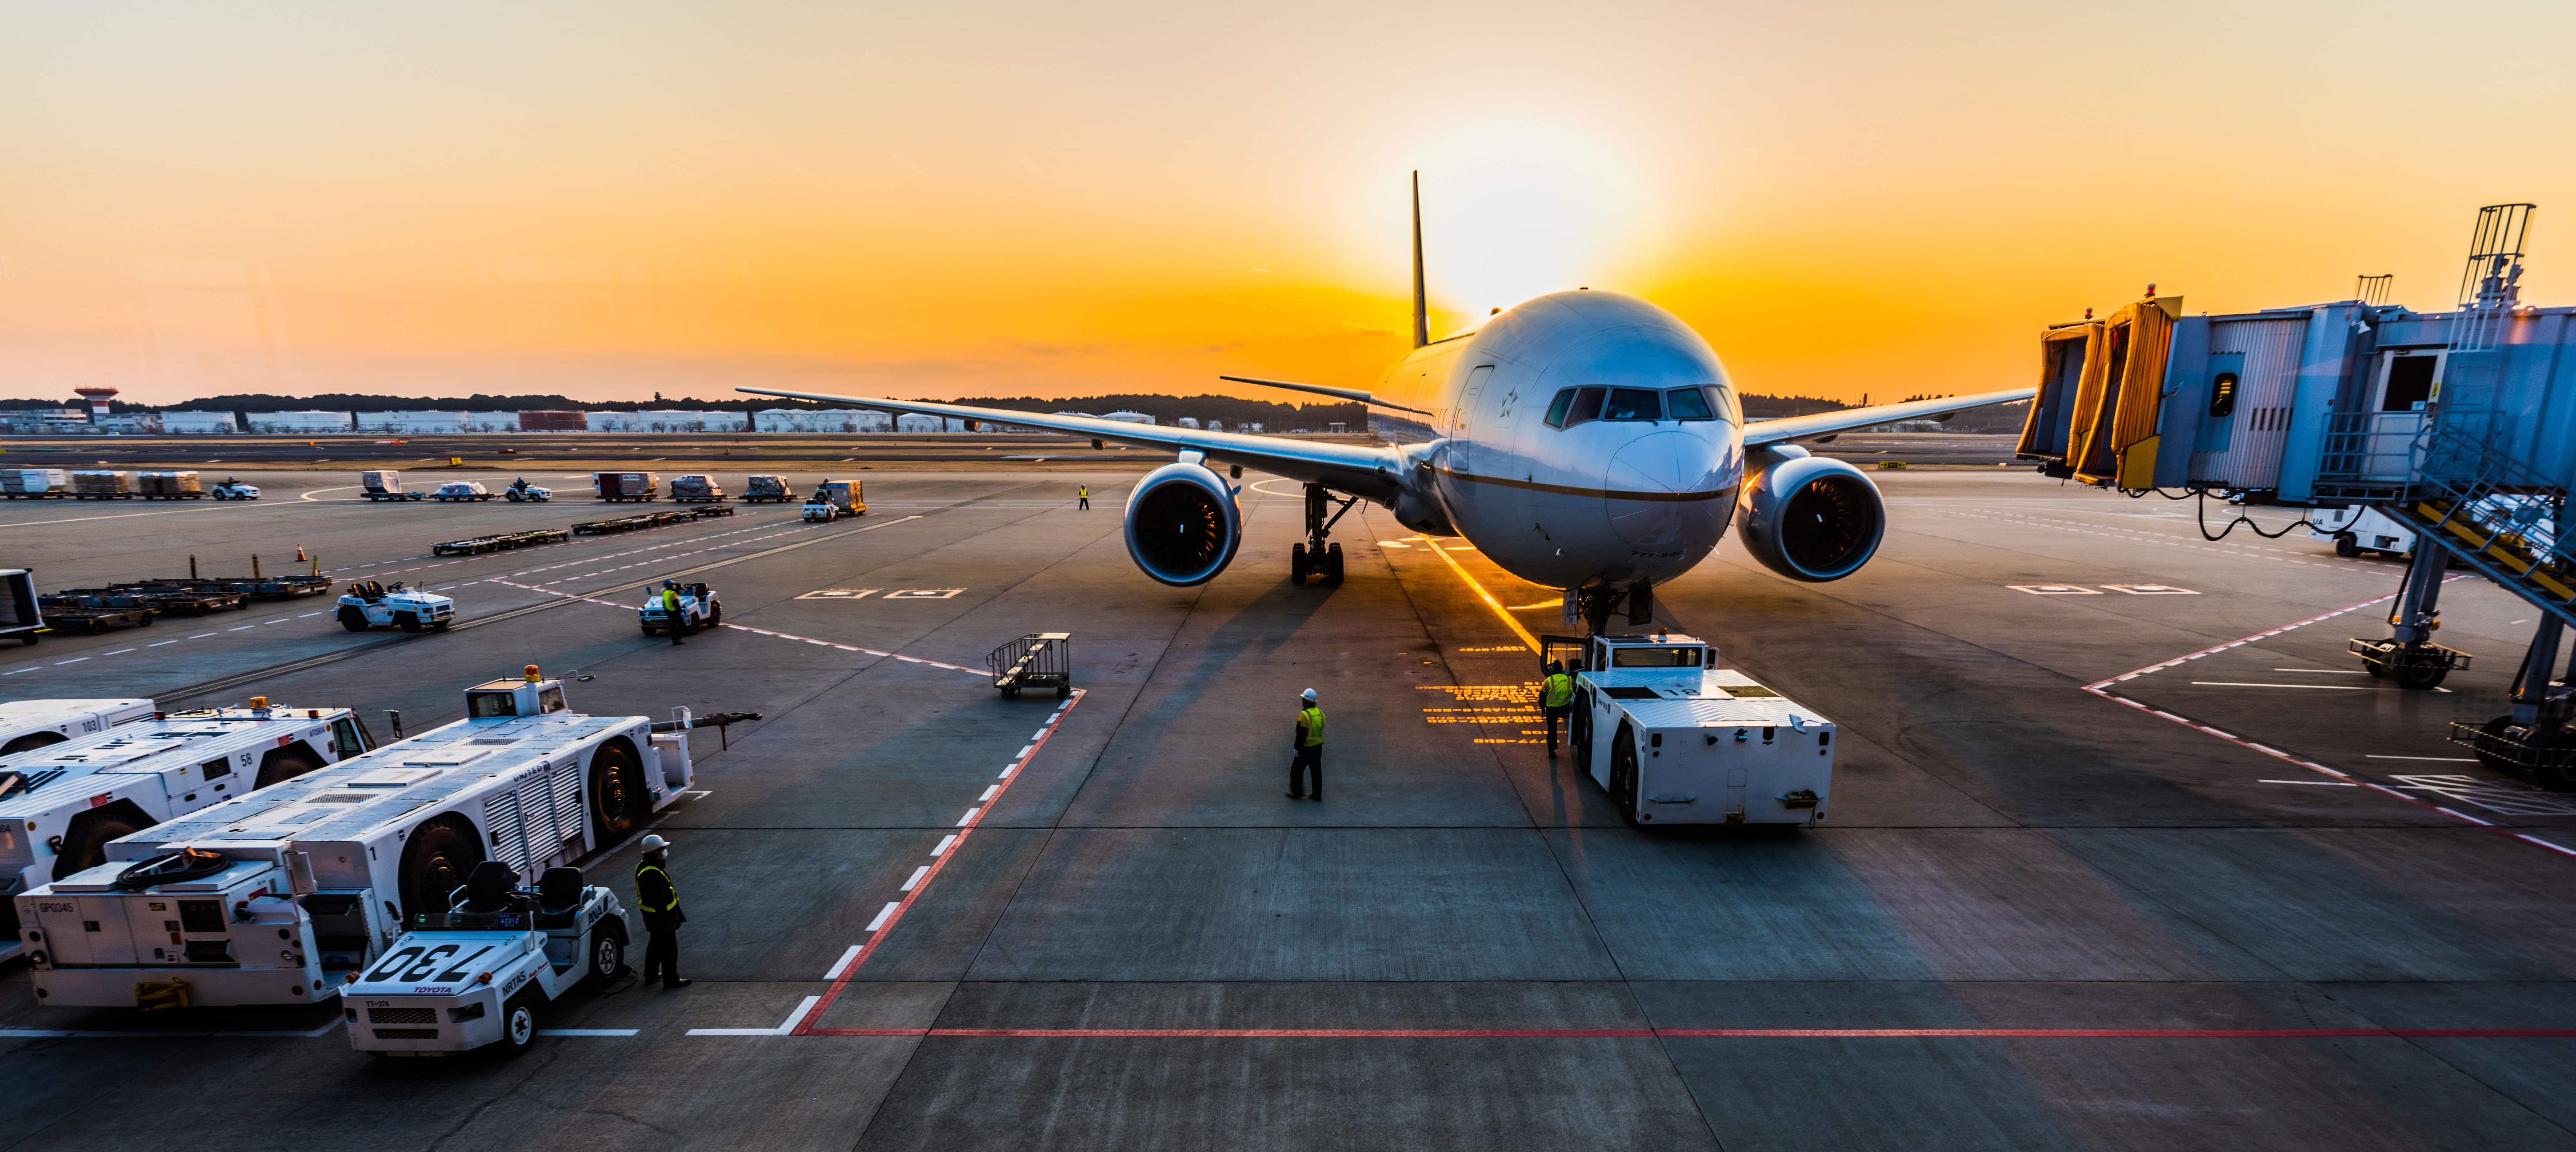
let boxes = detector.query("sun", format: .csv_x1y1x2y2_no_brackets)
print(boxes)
1399,118,1663,324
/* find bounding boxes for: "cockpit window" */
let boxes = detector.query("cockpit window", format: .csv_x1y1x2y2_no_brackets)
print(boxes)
1602,388,1662,421
1664,387,1715,421
1546,387,1607,429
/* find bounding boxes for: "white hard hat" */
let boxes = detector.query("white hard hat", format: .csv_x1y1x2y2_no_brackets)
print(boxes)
1301,688,1317,702
640,834,670,852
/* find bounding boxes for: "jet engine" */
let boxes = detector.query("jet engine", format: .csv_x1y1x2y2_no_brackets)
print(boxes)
1123,462,1244,586
1734,446,1885,582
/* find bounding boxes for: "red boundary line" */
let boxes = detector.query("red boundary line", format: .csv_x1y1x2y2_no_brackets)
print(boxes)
2077,585,2576,860
792,688,1086,1035
791,1026,2576,1039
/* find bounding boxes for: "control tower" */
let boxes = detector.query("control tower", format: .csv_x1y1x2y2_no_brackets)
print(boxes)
71,387,117,421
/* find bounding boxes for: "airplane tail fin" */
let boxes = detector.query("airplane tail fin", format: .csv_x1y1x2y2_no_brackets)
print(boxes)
1411,171,1429,348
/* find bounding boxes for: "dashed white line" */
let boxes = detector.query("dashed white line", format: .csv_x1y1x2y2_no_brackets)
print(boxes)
901,865,930,891
53,657,88,665
865,902,901,932
824,945,863,980
954,809,980,827
930,835,956,857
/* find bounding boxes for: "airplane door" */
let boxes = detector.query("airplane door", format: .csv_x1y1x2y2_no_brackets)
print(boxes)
1453,364,1494,473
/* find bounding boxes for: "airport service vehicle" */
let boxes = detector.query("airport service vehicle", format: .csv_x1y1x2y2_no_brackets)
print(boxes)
428,481,495,502
742,474,792,503
669,474,726,502
741,175,2029,633
335,581,455,633
0,698,156,757
16,669,701,1010
638,583,720,637
0,700,371,952
344,860,627,1057
594,471,660,502
1547,632,1835,828
361,471,423,501
802,479,863,522
2311,505,2416,559
209,478,261,500
501,477,552,502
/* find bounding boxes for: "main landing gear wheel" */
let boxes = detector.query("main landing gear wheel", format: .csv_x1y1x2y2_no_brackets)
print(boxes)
1324,542,1344,585
1290,543,1309,586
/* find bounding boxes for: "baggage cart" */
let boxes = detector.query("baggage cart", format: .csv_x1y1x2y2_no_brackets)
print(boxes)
987,632,1072,699
742,474,792,502
0,469,67,499
669,474,727,502
135,471,205,499
360,471,423,501
69,471,134,500
0,569,40,646
18,669,704,1009
594,471,660,501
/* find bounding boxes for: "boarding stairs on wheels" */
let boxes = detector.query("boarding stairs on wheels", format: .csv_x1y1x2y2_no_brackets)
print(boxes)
2320,409,2576,788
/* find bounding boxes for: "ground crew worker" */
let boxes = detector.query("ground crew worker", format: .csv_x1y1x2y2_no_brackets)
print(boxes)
634,834,690,989
1078,484,1090,511
1288,688,1324,800
661,581,687,645
1540,660,1575,756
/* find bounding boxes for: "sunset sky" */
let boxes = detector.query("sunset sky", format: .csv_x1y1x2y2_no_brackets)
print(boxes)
5,1,2573,407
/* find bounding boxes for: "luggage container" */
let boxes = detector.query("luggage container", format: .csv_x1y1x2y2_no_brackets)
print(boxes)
1549,632,1835,828
0,700,373,957
134,471,204,499
741,474,792,502
427,480,494,501
360,471,424,501
0,469,67,499
0,569,41,646
594,471,660,501
17,669,707,1009
0,698,156,757
68,471,133,500
668,474,726,502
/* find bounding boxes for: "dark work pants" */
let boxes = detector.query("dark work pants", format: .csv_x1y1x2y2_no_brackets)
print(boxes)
670,617,686,644
1078,497,1089,509
1544,705,1566,749
643,929,679,984
1289,745,1322,798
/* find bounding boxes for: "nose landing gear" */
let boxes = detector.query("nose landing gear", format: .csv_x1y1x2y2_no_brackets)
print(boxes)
1571,583,1654,635
1292,483,1355,586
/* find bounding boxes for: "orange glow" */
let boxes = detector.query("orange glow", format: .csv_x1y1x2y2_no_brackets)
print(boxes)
4,2,2572,406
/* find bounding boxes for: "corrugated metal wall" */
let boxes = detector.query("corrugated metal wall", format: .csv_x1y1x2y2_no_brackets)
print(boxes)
2191,318,2306,488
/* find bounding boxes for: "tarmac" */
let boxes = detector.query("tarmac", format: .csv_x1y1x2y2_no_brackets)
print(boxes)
1,465,2572,1150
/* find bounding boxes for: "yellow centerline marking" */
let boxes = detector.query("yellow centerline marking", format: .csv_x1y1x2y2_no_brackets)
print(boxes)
1420,538,1544,654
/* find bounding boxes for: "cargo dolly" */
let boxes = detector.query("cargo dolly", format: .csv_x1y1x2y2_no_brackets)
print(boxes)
988,632,1072,699
46,588,248,617
34,599,155,635
570,507,732,536
431,528,571,556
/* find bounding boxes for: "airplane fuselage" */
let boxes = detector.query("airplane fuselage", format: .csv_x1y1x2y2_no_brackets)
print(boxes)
1368,289,1747,591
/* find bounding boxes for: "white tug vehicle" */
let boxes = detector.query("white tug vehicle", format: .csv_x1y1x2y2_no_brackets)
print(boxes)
1554,632,1837,827
638,582,720,637
15,668,704,1017
0,698,156,757
344,857,626,1057
209,478,261,501
334,581,456,632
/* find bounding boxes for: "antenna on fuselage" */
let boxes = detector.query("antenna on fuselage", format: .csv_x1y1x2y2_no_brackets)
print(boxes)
1410,170,1429,348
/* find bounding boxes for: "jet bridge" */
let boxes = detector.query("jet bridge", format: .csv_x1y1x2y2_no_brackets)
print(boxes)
2016,204,2576,788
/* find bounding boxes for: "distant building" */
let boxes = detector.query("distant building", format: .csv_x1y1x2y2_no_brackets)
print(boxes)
1177,417,1199,430
517,410,588,431
1248,422,1262,433
462,411,519,433
1864,419,1947,433
587,410,747,433
162,411,240,435
1052,411,1094,419
1205,419,1224,433
356,411,467,435
247,410,353,434
895,413,944,433
1103,410,1154,425
756,408,890,433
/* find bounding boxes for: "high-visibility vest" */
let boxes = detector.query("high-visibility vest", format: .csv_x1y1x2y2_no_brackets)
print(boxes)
1298,706,1325,746
1541,673,1574,708
635,862,679,913
662,589,681,613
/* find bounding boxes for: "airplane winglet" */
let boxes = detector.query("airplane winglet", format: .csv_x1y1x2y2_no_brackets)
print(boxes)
1411,171,1429,349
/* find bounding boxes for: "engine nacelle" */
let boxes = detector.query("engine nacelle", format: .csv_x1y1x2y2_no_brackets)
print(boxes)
1123,462,1244,586
1734,446,1885,582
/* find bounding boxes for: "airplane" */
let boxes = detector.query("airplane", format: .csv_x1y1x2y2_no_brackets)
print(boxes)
743,174,2033,633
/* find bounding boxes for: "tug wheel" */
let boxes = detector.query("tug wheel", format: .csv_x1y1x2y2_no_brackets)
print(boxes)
588,927,625,983
497,992,539,1058
1610,727,1642,829
2333,532,2360,558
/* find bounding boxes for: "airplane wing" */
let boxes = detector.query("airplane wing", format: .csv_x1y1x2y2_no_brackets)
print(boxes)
1740,387,2034,447
735,387,1406,500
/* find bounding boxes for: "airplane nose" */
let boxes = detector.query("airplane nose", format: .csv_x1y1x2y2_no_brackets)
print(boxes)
1604,431,1730,550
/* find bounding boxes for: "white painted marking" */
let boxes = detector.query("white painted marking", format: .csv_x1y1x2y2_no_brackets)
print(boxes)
2190,681,2438,691
931,834,955,857
188,633,215,639
538,1029,639,1037
866,902,901,932
2259,779,2357,786
298,611,323,618
901,865,930,891
2008,584,2101,595
955,809,979,826
99,648,134,656
226,625,257,632
1014,745,1034,759
978,785,998,802
54,657,88,665
2,668,32,675
1030,730,1049,742
686,995,820,1037
2274,668,2369,674
2368,755,2478,762
825,945,863,980
997,765,1014,779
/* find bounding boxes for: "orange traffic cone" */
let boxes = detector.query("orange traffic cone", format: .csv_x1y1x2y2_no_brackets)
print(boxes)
296,545,307,562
